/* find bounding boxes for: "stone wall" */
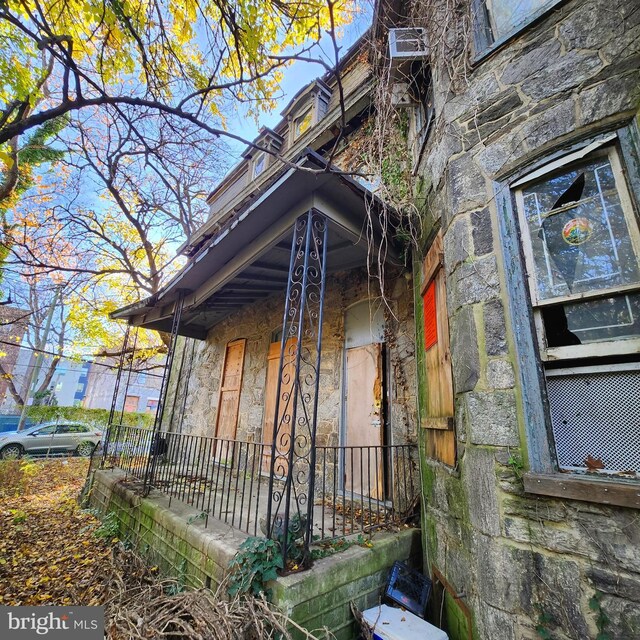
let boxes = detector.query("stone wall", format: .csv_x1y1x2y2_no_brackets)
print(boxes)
409,0,640,638
164,266,417,454
272,530,422,640
88,468,421,640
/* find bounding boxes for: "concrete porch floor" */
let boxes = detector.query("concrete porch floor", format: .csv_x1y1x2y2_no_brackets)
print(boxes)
104,457,405,543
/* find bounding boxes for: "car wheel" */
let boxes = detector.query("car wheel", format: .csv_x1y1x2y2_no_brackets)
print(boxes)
1,443,24,460
75,441,95,457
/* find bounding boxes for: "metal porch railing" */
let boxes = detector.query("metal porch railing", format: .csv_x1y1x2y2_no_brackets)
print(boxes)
100,425,418,543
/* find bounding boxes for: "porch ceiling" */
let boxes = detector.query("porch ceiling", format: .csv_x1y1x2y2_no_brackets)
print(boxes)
112,151,399,339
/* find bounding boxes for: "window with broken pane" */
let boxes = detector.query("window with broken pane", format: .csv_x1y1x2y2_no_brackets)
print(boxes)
541,293,640,346
518,148,640,350
512,141,640,479
522,156,640,301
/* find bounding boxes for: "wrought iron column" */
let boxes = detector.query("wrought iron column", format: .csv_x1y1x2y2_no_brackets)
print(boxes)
142,291,186,495
101,324,130,468
266,209,328,569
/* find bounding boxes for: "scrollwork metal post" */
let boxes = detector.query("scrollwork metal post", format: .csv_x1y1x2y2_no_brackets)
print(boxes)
266,209,328,570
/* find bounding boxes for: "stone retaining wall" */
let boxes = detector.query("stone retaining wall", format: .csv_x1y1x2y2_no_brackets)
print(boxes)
88,468,422,640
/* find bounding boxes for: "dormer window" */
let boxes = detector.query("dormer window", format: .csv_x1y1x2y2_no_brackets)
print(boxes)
282,80,332,146
242,128,283,182
293,108,313,139
252,152,266,178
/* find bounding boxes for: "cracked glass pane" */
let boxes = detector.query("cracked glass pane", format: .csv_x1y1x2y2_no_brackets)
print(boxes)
522,157,640,301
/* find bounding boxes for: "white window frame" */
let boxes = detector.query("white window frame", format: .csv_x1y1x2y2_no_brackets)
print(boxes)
252,152,266,179
514,144,640,362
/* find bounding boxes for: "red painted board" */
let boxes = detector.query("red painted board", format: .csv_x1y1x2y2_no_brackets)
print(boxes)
423,280,438,351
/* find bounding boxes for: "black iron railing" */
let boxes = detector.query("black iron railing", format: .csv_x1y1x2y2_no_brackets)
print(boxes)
101,426,418,544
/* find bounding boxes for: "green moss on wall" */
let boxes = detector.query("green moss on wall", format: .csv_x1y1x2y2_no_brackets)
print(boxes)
444,591,472,640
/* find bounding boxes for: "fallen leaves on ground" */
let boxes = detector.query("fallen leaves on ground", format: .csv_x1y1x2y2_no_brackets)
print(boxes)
0,458,331,639
0,458,113,606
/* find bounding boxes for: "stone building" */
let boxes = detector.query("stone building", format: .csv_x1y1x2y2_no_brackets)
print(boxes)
98,1,640,638
114,38,419,489
377,0,640,638
103,37,422,638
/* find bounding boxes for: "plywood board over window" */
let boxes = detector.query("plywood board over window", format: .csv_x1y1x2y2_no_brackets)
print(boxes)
421,233,456,466
214,338,247,441
262,337,297,473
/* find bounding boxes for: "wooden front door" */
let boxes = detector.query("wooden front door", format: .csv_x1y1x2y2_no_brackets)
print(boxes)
214,339,246,445
262,338,297,473
344,342,384,499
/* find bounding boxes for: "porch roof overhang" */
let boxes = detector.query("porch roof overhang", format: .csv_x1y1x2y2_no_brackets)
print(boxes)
112,150,400,339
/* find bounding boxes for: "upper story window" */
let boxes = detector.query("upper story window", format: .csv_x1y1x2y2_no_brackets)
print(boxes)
242,128,283,183
283,80,332,146
516,146,640,357
252,152,266,178
408,67,434,169
513,141,640,477
293,108,313,140
474,0,562,53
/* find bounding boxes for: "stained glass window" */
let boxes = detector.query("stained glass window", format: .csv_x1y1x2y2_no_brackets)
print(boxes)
518,150,640,350
521,157,640,301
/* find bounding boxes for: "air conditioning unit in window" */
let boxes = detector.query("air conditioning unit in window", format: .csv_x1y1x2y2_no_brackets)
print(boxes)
388,28,429,62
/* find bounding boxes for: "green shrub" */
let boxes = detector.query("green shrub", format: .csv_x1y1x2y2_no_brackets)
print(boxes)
227,537,283,597
93,511,120,540
24,406,153,429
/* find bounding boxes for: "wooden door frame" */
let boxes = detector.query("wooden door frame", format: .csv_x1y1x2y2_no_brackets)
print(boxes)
261,336,297,474
340,301,391,500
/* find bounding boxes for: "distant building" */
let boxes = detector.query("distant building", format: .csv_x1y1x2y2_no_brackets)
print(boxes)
0,346,163,414
0,349,90,412
0,306,29,405
83,358,163,414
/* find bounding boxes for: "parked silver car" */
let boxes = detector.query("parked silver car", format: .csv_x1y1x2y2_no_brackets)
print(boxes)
0,422,102,459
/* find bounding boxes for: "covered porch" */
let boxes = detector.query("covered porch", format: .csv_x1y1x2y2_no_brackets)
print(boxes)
103,151,420,569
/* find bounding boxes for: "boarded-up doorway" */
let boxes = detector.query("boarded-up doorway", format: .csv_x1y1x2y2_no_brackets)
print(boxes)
343,301,386,499
214,339,246,446
262,337,297,473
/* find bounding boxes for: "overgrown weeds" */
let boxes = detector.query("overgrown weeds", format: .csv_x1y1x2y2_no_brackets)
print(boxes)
0,458,43,497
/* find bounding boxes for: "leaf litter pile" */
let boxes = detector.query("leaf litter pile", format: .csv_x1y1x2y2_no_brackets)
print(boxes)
0,458,330,639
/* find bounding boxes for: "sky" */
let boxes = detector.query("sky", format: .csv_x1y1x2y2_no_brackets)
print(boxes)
226,2,373,154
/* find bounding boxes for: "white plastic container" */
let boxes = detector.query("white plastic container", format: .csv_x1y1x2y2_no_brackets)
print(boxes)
361,604,449,640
